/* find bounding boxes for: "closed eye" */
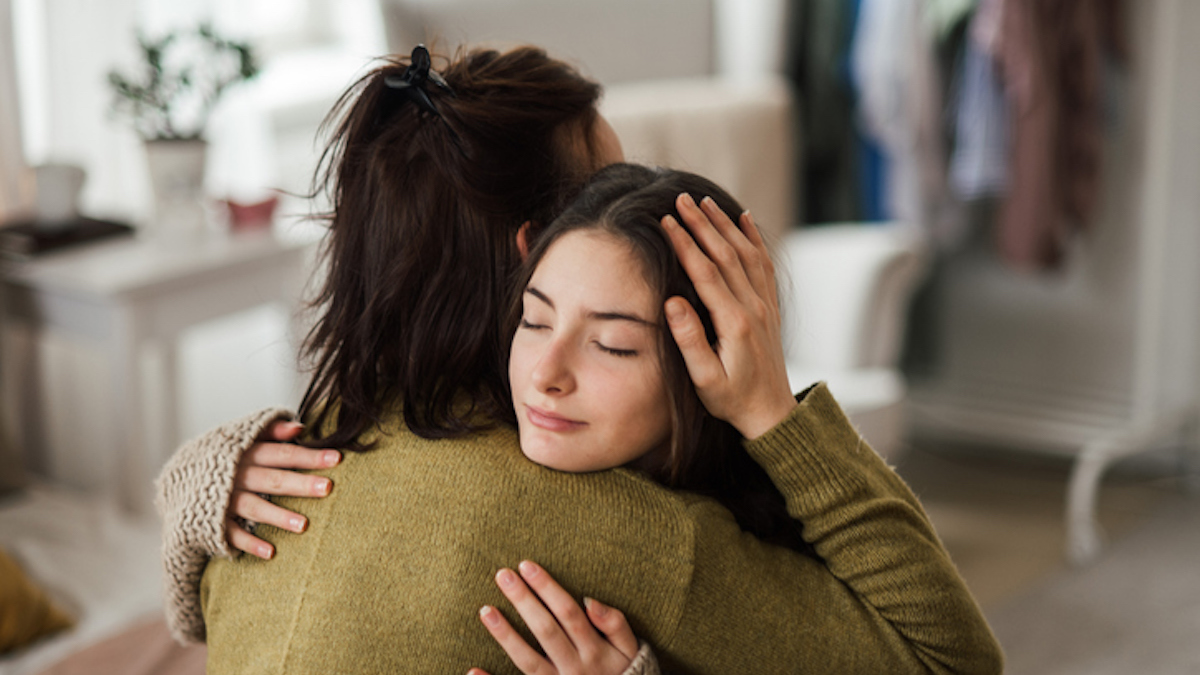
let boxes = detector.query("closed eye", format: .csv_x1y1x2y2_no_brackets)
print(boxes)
597,343,637,357
519,318,549,330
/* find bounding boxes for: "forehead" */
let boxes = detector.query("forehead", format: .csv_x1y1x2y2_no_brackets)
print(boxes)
531,230,656,310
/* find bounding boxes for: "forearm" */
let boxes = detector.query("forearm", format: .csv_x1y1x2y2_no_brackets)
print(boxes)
741,382,1003,674
154,406,295,643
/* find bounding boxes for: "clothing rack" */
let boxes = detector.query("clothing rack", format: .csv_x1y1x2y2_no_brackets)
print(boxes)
908,0,1200,565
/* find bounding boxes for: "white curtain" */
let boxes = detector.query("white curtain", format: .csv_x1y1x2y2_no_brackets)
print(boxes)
0,0,27,218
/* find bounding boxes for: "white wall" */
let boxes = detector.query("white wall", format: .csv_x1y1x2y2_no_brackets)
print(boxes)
0,0,28,218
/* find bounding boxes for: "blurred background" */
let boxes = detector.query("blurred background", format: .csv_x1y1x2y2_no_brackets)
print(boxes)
1,0,1198,673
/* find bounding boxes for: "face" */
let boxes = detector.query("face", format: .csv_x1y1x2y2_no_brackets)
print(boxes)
509,230,672,473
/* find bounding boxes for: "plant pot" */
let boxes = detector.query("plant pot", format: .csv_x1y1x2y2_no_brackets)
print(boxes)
144,138,208,242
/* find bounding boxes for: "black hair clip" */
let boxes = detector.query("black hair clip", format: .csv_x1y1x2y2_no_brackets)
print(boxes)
385,45,455,116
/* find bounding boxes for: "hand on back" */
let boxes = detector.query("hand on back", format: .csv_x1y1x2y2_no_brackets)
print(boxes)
226,420,341,559
471,561,640,675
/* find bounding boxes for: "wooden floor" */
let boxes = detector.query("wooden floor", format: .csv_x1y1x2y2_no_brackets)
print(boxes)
895,439,1182,609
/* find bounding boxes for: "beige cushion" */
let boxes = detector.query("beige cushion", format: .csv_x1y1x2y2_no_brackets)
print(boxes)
0,548,74,654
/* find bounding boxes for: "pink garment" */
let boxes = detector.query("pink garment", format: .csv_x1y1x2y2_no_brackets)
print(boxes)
995,0,1119,271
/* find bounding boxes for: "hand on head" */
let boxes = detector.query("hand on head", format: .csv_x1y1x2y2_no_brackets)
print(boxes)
661,193,797,439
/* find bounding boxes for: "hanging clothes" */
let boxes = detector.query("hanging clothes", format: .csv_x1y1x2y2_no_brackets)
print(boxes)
850,0,955,242
992,0,1122,270
949,0,1010,201
784,0,863,224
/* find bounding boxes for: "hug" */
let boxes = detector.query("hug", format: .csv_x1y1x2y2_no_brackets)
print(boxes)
157,45,1003,675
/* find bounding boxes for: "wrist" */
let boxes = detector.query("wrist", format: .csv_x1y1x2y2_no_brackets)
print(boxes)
737,396,798,439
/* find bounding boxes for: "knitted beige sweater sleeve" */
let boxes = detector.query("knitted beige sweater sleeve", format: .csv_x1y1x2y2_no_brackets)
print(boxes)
154,407,295,643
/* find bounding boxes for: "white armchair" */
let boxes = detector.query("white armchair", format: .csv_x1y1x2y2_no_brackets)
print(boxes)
778,223,929,461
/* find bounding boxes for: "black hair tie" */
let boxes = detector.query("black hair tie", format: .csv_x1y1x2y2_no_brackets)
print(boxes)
385,45,455,116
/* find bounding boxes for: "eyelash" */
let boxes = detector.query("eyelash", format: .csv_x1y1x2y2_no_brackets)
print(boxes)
598,344,638,358
520,319,638,357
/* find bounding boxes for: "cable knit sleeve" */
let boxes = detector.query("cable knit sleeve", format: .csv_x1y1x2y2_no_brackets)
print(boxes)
154,407,295,643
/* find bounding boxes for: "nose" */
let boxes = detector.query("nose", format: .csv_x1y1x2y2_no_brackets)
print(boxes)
530,337,576,395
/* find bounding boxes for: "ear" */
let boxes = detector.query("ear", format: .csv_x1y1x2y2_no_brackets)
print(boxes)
516,221,532,261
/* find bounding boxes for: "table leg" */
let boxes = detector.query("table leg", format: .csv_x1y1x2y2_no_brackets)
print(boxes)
108,305,149,514
161,337,182,465
9,323,48,477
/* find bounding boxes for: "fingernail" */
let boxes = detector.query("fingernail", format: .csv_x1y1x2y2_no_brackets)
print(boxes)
313,478,331,495
584,597,608,618
701,195,716,209
323,451,341,466
518,560,540,579
290,516,306,532
479,605,501,627
496,569,517,588
259,544,274,559
681,192,697,208
662,214,678,229
288,421,305,433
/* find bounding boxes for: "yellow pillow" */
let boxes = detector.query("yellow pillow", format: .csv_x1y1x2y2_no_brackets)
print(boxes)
0,549,75,653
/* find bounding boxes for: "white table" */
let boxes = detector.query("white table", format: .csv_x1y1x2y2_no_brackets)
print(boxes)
1,230,314,514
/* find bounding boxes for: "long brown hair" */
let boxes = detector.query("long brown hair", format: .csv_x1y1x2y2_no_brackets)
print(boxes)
503,164,810,553
298,46,604,447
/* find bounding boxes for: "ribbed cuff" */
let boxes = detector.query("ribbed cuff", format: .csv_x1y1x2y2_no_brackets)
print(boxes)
742,381,876,514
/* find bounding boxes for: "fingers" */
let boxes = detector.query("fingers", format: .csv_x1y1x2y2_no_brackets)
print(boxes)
737,210,779,312
583,597,639,660
517,561,599,653
242,440,341,471
237,463,333,499
494,567,578,666
227,518,274,559
662,214,738,322
478,603,553,675
664,297,724,391
672,193,760,305
230,489,309,533
260,419,305,442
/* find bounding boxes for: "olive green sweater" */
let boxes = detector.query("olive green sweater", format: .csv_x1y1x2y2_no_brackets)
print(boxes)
199,384,1002,674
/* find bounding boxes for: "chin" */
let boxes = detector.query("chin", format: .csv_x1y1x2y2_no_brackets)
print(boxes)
518,431,594,473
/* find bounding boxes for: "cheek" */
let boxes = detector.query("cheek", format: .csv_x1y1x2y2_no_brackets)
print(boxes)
508,338,532,393
605,364,672,445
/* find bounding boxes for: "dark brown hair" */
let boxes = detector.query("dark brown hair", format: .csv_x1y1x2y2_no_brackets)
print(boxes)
503,164,810,553
298,46,604,447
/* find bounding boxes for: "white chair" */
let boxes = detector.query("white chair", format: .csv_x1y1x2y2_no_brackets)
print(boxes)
777,223,929,461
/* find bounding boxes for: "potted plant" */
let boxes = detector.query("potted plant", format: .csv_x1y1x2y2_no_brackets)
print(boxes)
108,25,258,240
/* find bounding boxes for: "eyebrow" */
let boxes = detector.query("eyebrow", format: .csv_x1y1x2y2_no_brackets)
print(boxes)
525,286,657,327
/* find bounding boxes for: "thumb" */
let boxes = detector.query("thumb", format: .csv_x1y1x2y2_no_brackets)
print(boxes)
584,598,639,660
665,297,723,390
262,419,304,442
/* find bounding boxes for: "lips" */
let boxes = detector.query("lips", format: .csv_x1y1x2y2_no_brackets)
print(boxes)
525,405,586,432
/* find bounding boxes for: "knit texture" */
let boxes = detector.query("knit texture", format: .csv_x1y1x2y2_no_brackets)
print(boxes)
155,406,294,643
194,384,1002,674
627,641,659,675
